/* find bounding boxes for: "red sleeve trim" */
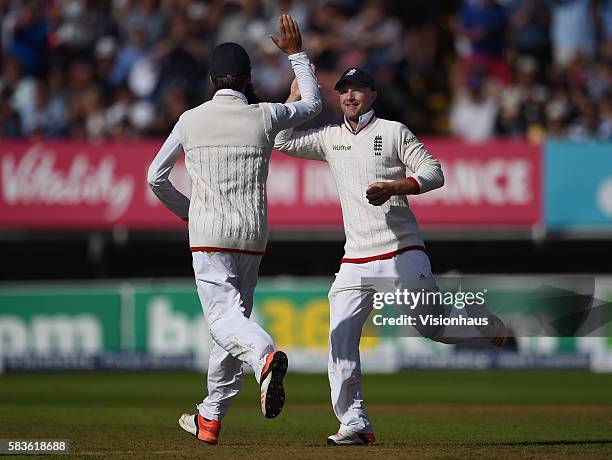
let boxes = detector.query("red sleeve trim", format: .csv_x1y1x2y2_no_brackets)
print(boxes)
190,246,265,255
406,177,421,194
341,245,426,264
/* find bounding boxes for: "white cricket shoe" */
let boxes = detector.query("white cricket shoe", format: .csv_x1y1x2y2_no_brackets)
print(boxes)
178,412,221,445
327,431,376,445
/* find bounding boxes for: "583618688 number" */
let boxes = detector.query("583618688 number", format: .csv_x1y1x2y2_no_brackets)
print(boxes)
0,439,69,455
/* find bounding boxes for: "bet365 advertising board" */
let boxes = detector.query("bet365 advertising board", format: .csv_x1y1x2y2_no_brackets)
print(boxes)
1,277,610,373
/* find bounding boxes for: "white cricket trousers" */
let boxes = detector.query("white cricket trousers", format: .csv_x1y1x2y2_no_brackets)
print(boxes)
192,251,275,422
328,249,497,434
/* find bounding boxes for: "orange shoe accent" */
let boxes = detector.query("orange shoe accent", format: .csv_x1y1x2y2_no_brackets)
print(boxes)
196,414,221,445
260,350,278,383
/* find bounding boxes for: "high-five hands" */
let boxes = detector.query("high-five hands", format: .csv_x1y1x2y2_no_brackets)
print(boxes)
270,14,302,55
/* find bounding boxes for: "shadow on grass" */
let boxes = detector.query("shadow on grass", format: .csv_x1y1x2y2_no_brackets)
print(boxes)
481,439,612,447
302,440,612,448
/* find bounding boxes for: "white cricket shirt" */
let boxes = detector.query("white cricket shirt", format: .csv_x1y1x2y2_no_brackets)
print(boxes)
147,52,322,253
274,111,444,262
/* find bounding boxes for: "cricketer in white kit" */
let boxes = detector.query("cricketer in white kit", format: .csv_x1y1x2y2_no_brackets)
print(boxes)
274,67,509,445
147,15,322,445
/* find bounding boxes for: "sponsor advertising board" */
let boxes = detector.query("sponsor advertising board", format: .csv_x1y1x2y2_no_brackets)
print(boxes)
0,140,541,230
546,141,612,230
1,277,610,372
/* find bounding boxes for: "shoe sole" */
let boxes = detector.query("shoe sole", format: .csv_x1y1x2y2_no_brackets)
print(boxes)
327,434,375,446
261,351,288,419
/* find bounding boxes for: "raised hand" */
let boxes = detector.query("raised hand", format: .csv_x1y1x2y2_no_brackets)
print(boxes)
270,14,302,55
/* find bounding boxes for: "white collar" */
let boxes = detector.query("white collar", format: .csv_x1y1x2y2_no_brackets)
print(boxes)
213,88,248,103
344,110,375,134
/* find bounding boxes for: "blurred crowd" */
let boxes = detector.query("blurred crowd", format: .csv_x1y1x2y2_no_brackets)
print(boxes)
0,0,611,142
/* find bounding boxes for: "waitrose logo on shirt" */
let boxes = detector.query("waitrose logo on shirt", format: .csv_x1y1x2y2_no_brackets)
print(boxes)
332,145,351,151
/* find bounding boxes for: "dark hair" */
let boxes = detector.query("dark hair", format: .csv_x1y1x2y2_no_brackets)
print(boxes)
211,75,262,104
244,83,261,104
211,75,248,92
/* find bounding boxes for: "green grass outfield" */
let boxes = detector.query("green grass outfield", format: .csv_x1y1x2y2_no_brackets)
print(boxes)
1,371,612,459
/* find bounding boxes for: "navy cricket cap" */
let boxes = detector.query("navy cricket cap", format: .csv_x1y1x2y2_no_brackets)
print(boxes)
334,67,375,91
210,42,251,77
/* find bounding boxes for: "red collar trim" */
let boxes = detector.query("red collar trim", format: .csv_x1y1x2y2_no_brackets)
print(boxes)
213,89,248,103
343,114,375,135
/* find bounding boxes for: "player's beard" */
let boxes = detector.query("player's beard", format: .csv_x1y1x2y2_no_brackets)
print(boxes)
244,83,262,104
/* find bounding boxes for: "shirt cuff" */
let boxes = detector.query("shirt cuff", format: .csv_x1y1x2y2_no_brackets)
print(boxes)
288,51,308,61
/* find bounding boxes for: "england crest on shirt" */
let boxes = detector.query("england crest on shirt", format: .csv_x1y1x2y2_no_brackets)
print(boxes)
373,135,383,156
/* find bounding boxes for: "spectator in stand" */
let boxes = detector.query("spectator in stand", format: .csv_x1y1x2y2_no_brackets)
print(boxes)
66,59,101,138
119,0,168,48
4,2,49,77
215,0,268,55
306,3,351,71
601,0,612,42
587,51,612,99
110,26,149,87
399,11,453,134
106,85,135,138
185,1,215,43
345,0,403,65
567,87,599,138
543,67,572,137
252,38,294,102
0,56,37,135
151,85,188,136
545,100,569,137
0,0,609,141
151,12,207,102
30,79,68,138
550,0,597,67
52,0,116,54
450,66,499,142
497,56,548,141
81,89,107,140
129,99,156,133
94,36,118,102
372,62,408,128
508,0,550,68
0,88,22,138
455,0,511,84
566,53,590,95
45,66,70,138
598,90,612,138
266,0,310,34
